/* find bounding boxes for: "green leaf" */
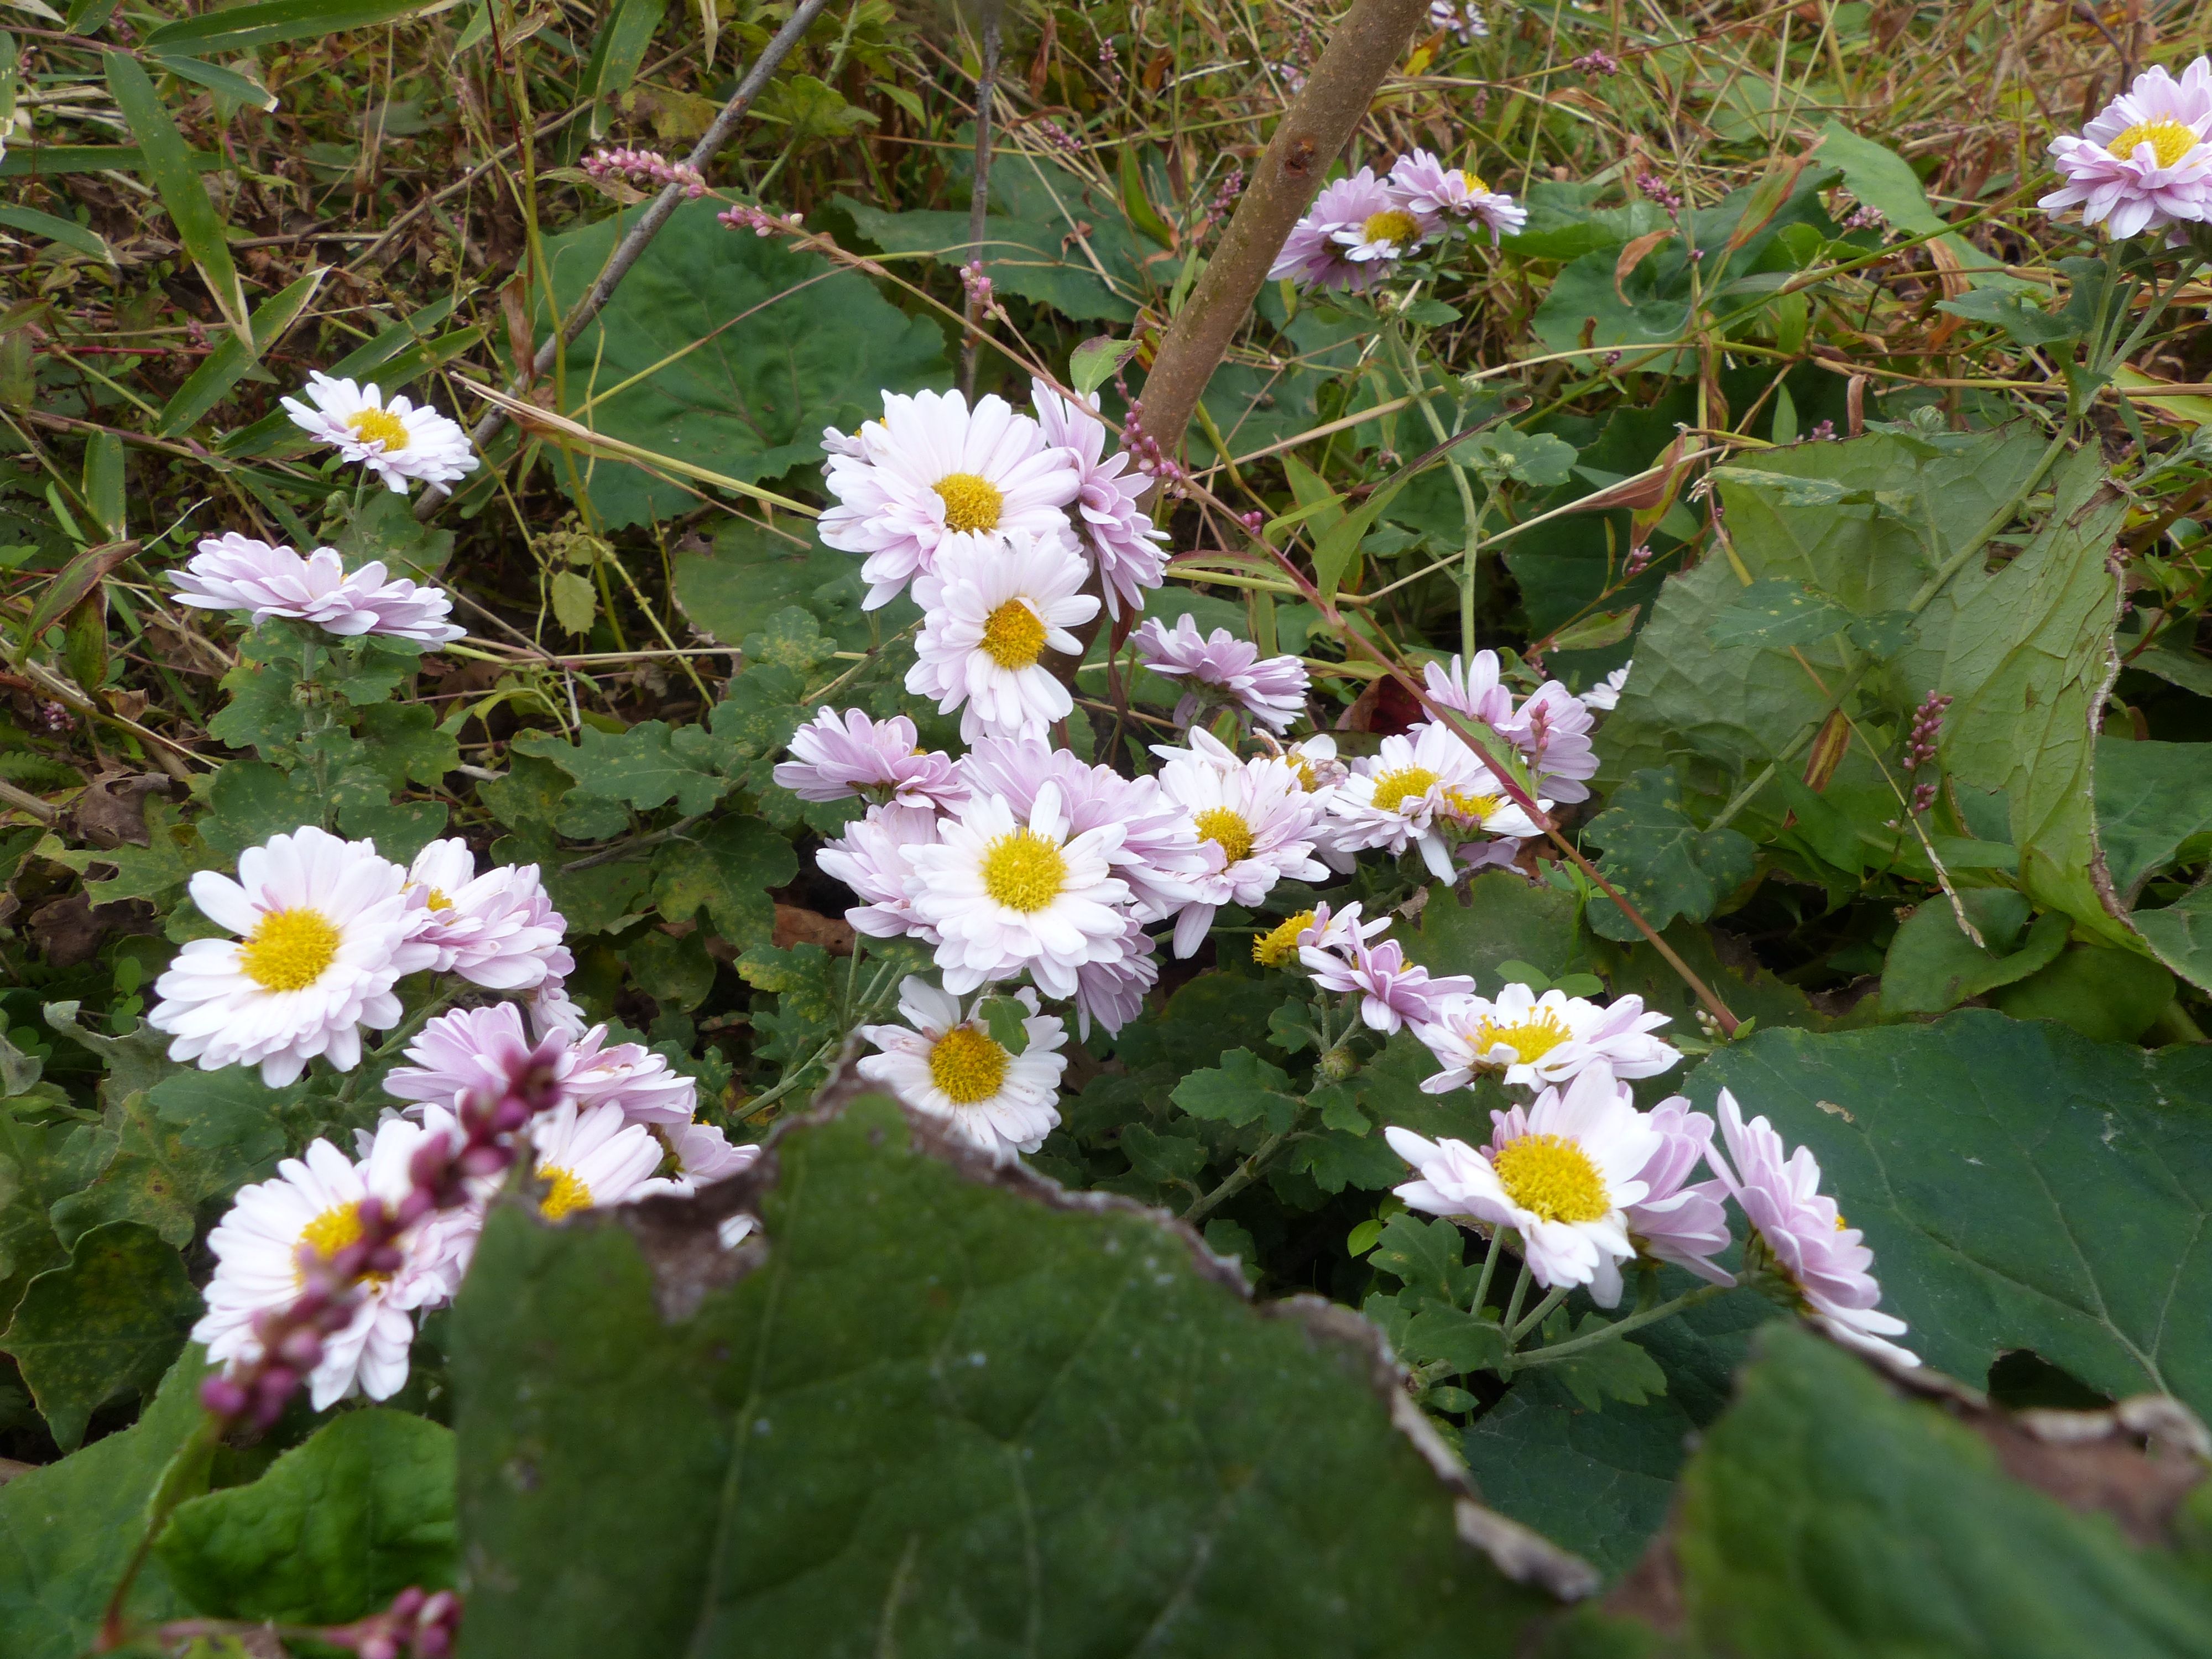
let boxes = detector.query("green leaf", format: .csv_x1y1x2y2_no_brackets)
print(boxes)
1069,334,1136,396
1815,119,2026,290
1937,285,2084,347
627,926,716,1012
156,267,326,435
672,516,891,654
549,569,597,636
650,815,795,950
354,701,458,793
1584,769,1758,941
448,1094,1582,1654
1692,1011,2212,1420
1,1220,197,1451
1528,1311,1668,1411
1653,1324,2212,1656
0,1347,212,1659
732,941,842,1076
145,49,278,110
517,721,729,816
1368,1213,1482,1309
481,754,574,831
1879,895,2069,1016
142,0,454,55
536,199,946,528
2094,736,2212,903
154,1409,456,1623
0,143,226,179
50,1073,287,1250
1451,427,1579,488
0,204,113,264
978,995,1031,1057
103,54,249,338
1702,577,1851,649
1171,1047,1302,1133
574,0,666,104
198,760,321,858
1311,477,1407,599
739,605,834,676
1988,942,2174,1044
0,1116,80,1309
1398,1303,1509,1374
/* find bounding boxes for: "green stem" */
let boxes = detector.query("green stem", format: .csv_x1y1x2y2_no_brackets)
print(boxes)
1510,1284,1572,1347
1500,1256,1532,1335
1470,1224,1505,1313
1512,1282,1731,1370
1185,1113,1306,1229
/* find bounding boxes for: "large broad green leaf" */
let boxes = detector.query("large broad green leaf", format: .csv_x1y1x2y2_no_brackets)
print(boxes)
2094,737,2212,903
536,199,946,528
1583,770,1757,941
1690,1012,2212,1419
1814,121,2026,290
450,1092,1588,1656
1,1220,199,1451
671,516,901,655
154,1408,456,1624
1624,1325,2212,1657
0,1348,210,1658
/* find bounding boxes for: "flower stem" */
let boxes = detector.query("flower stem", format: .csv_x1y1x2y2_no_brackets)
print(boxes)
1510,1284,1572,1347
1511,1282,1731,1370
1500,1256,1532,1335
1470,1225,1505,1313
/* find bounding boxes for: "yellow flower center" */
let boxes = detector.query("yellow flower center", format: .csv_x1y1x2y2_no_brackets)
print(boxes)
927,1025,1010,1104
539,1166,593,1220
1443,787,1501,828
343,406,411,451
2107,118,2197,168
1491,1133,1609,1224
1193,805,1255,865
1370,765,1441,815
1254,910,1316,967
1361,208,1422,248
239,908,342,992
979,599,1048,669
980,828,1068,912
422,887,454,912
1287,754,1320,790
296,1202,389,1285
934,471,1004,534
1475,1010,1572,1067
1464,170,1490,194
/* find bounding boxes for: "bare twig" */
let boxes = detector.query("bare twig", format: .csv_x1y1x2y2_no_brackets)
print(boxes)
961,2,1004,399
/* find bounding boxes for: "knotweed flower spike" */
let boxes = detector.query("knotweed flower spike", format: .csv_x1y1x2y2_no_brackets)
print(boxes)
582,145,706,199
171,534,466,645
773,707,967,808
282,372,480,493
194,1113,468,1410
818,388,1082,609
150,827,435,1086
907,528,1098,741
1415,981,1678,1091
1707,1091,1918,1366
1386,1066,1661,1301
403,839,572,990
2041,56,2212,239
1133,612,1311,732
858,979,1070,1159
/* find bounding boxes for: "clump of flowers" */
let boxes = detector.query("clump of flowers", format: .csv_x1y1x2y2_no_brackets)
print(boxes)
1272,149,1526,291
2041,55,2212,239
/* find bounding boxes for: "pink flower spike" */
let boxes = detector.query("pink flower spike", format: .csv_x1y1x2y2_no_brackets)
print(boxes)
772,707,967,808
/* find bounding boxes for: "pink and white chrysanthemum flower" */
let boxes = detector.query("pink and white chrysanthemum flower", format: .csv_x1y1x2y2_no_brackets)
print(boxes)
817,388,1082,609
1157,738,1329,957
959,737,1212,924
1580,661,1631,712
1623,1098,1735,1288
1386,1065,1661,1302
1074,919,1160,1039
1132,612,1310,733
1427,0,1486,45
527,1100,681,1220
1415,982,1678,1092
902,782,1134,1000
1329,721,1544,882
562,1026,698,1125
658,1122,764,1248
771,707,966,808
1422,650,1517,729
1301,926,1474,1035
281,372,479,494
383,1003,695,1126
1269,168,1404,291
2040,56,2212,240
194,1113,466,1411
170,534,466,646
403,839,572,992
816,804,945,942
1706,1089,1918,1366
1386,149,1527,244
908,528,1099,742
150,827,435,1087
1251,895,1391,969
1030,377,1169,619
858,978,1068,1161
1499,681,1598,804
529,979,588,1041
